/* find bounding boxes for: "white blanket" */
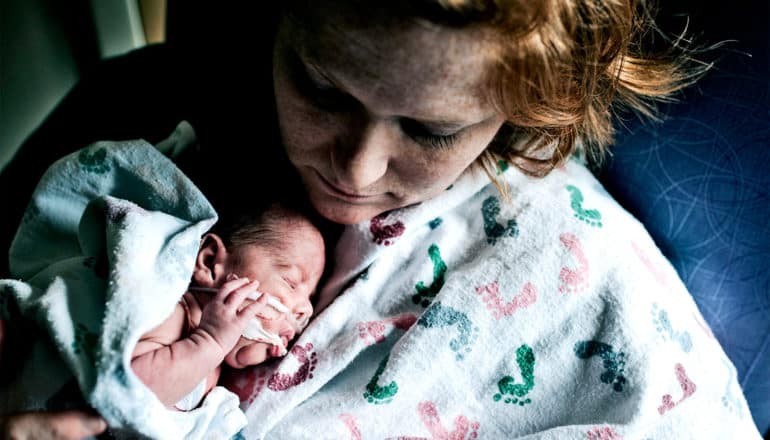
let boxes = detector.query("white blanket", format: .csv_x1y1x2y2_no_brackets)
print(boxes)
0,141,245,439
228,159,761,439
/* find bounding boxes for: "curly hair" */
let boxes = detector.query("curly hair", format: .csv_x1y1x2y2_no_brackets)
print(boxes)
409,0,708,193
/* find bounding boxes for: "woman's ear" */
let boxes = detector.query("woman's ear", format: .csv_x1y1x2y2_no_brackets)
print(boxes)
192,233,229,287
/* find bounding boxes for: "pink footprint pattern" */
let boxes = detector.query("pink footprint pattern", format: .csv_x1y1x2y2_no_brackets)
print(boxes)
358,314,418,345
631,241,670,287
658,363,697,415
339,413,362,440
228,368,268,404
474,281,537,319
586,426,623,440
416,401,479,440
267,342,318,391
558,233,589,294
371,213,406,246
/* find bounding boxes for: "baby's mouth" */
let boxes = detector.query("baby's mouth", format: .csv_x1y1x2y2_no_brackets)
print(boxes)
242,319,287,355
270,344,283,358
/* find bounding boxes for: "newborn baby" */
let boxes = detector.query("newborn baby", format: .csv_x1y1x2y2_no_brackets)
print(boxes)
130,203,325,410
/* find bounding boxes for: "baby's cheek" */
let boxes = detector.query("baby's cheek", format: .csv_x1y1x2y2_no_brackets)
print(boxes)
223,338,251,367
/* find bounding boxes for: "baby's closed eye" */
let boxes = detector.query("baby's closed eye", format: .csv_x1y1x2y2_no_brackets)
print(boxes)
282,276,297,290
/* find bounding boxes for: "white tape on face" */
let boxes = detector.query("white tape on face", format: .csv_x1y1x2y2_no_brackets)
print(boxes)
188,286,302,353
241,318,287,356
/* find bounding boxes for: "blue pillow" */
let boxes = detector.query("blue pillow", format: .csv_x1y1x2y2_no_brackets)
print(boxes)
600,54,770,433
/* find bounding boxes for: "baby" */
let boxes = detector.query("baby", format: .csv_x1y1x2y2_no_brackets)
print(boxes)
130,203,325,410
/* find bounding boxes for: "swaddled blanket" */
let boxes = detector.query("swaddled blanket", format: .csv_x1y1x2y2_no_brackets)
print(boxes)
230,159,762,438
0,141,246,439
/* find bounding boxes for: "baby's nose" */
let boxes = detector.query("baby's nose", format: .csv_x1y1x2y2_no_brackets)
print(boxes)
272,291,312,321
290,300,313,329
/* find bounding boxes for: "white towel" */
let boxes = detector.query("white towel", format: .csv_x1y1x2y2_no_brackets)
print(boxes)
0,140,245,439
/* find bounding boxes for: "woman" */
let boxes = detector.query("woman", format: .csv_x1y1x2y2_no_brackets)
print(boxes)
0,1,761,438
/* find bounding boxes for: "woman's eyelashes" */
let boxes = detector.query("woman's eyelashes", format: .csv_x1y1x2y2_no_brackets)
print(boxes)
400,119,460,150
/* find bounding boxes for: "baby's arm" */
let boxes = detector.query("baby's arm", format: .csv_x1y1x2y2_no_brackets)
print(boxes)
131,278,266,407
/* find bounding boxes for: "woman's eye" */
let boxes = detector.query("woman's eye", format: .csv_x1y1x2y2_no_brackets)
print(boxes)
400,119,460,150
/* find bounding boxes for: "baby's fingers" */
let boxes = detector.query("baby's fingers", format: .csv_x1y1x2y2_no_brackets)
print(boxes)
224,280,261,307
216,276,252,300
239,294,271,318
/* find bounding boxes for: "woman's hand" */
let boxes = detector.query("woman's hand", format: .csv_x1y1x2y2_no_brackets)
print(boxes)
0,410,107,440
195,277,268,357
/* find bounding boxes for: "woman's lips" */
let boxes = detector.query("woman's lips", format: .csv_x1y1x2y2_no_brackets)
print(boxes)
314,170,379,201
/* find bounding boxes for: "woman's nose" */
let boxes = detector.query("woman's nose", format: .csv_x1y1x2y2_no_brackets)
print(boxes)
332,119,394,190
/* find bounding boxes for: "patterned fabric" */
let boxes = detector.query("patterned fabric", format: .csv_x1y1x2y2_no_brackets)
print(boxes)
228,159,762,439
0,141,245,439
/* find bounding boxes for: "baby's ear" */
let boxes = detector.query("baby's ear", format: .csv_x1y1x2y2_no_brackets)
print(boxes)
192,233,229,287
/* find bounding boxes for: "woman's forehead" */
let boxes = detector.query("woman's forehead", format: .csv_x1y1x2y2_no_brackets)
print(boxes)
280,9,498,123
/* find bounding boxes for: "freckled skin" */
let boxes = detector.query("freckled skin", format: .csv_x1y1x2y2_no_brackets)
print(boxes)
273,7,506,225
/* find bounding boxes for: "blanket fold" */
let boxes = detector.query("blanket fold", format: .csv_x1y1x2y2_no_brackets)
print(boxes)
0,140,246,439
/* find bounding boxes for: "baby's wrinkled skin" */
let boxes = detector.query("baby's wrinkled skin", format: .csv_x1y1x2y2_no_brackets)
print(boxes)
131,215,325,408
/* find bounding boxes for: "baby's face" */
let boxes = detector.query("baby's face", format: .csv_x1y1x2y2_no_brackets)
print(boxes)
223,220,325,368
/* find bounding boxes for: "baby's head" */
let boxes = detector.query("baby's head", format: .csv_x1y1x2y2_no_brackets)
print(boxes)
191,203,325,368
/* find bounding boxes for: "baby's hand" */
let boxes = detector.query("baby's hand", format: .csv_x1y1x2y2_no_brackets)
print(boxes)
196,278,268,357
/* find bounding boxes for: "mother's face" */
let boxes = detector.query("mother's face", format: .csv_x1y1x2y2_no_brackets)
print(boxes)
273,9,505,225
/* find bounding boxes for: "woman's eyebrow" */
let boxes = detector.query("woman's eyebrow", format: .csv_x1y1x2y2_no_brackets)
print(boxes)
294,50,345,90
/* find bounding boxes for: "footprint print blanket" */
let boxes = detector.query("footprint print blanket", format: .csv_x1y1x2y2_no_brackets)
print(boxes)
229,158,762,439
0,141,247,439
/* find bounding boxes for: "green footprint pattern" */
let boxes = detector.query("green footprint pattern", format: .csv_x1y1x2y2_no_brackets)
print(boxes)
428,217,443,230
412,244,447,308
493,344,535,406
566,185,602,227
78,147,110,174
363,354,398,405
496,159,509,175
418,302,479,361
72,322,99,366
481,196,518,245
574,340,627,392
